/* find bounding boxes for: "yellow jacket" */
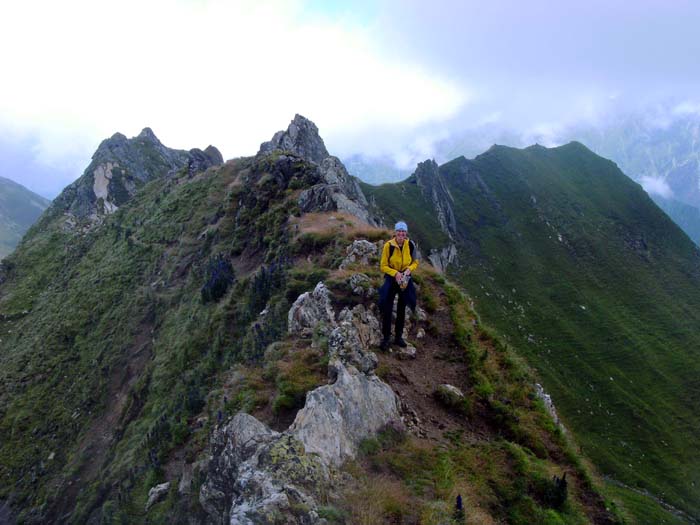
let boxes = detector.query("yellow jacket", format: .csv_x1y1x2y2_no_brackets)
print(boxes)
380,238,419,277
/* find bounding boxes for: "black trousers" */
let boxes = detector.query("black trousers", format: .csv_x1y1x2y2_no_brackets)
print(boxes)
381,279,406,341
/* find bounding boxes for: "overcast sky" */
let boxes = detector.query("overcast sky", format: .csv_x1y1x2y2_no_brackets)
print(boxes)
2,0,699,198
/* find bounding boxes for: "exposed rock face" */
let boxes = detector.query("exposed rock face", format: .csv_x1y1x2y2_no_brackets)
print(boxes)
410,159,460,271
535,383,563,429
414,159,457,239
259,115,383,227
49,128,222,227
287,282,336,337
339,240,378,270
259,114,329,164
428,243,458,274
299,157,382,227
186,145,224,176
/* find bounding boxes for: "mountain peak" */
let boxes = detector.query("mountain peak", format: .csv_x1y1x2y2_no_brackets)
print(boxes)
258,114,329,164
137,127,161,143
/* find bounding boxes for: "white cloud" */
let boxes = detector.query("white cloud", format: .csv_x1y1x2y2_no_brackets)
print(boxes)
673,101,700,117
640,176,674,199
0,0,466,194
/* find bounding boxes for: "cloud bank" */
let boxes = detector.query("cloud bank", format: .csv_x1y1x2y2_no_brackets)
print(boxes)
2,0,700,196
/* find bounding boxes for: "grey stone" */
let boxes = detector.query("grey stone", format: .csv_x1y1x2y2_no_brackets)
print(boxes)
331,304,382,373
340,240,378,270
434,384,467,412
186,145,223,176
145,482,171,511
397,344,417,360
258,114,329,164
200,414,329,524
289,362,402,467
535,383,562,429
347,273,375,297
287,282,336,337
428,243,458,273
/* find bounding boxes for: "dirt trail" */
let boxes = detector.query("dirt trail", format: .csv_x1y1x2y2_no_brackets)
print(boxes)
379,304,482,444
378,294,618,525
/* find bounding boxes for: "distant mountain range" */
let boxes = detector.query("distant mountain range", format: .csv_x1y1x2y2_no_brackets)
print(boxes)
344,111,700,246
0,176,50,258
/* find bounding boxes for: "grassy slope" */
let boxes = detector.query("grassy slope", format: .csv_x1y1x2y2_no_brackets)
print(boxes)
363,142,700,522
0,176,50,258
0,156,317,522
1,147,624,524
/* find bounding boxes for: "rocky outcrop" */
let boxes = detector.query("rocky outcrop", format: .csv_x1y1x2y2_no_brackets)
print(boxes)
259,114,329,164
201,276,402,524
287,282,336,337
259,115,383,227
347,273,375,298
299,157,382,227
339,239,378,269
199,413,329,524
289,362,399,467
49,128,222,228
535,383,563,430
414,159,457,239
186,145,224,176
428,243,458,273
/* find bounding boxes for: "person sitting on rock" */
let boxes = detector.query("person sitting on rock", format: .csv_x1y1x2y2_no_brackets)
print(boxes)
379,221,418,351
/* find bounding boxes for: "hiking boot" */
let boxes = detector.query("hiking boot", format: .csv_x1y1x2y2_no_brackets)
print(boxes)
394,337,408,348
380,338,391,351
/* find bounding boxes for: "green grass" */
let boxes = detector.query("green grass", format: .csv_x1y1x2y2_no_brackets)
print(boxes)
0,152,324,522
363,142,700,521
0,176,50,258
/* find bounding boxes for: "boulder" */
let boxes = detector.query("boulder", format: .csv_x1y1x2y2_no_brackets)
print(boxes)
145,482,171,511
199,413,280,520
289,363,402,467
434,384,468,414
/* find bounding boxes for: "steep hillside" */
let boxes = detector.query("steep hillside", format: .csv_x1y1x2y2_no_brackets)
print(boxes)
649,194,700,246
362,142,700,522
0,177,50,258
0,118,622,524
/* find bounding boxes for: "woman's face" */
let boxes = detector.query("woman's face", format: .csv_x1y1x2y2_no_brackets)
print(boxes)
395,229,407,244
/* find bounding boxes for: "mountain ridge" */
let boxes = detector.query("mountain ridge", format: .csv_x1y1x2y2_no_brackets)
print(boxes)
362,139,700,521
0,117,694,524
0,176,50,259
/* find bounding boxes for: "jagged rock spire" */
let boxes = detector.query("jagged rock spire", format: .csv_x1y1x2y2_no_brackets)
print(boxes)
51,128,223,227
258,114,330,164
